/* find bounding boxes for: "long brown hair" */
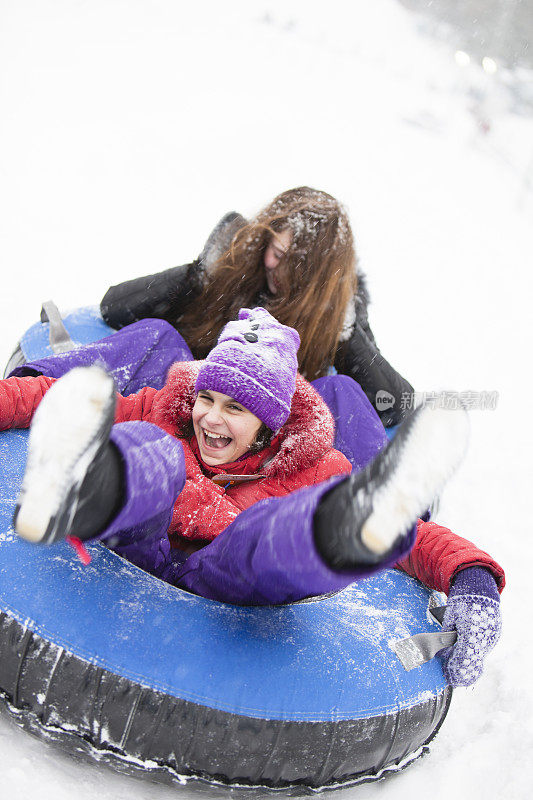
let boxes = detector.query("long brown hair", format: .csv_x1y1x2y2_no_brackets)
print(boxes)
178,187,358,379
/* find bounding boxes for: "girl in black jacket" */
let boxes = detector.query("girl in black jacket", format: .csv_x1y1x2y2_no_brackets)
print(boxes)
101,187,413,427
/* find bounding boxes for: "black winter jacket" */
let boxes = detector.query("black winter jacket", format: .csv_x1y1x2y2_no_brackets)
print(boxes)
101,214,413,426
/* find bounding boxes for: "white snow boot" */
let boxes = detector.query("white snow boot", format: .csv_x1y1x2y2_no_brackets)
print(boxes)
314,403,470,569
14,365,119,544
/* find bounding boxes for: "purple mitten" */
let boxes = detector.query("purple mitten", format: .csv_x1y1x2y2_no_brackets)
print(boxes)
442,567,501,688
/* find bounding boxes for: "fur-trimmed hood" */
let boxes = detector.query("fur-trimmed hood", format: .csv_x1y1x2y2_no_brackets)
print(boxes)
152,361,335,479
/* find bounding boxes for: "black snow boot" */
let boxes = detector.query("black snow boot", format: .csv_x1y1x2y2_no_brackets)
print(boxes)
314,404,469,570
14,366,124,545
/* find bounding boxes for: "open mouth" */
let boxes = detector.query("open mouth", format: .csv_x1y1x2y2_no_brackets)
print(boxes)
201,428,232,451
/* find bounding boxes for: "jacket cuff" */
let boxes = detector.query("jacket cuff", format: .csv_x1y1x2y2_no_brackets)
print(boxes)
450,566,500,601
451,561,506,594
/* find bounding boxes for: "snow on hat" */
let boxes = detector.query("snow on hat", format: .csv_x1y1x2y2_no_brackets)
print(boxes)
195,308,300,433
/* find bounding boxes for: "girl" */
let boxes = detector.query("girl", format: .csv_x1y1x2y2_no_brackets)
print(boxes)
2,308,503,687
98,187,413,427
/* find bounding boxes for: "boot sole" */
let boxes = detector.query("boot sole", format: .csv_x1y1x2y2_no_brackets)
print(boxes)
14,366,116,544
360,405,470,554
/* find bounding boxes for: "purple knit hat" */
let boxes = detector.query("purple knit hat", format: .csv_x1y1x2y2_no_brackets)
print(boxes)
195,308,300,433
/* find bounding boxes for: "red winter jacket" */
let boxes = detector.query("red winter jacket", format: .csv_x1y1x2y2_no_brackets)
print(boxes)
114,362,353,543
0,365,351,541
0,369,505,594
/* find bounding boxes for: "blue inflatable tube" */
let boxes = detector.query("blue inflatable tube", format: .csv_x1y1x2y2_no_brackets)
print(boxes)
4,305,115,376
0,310,452,791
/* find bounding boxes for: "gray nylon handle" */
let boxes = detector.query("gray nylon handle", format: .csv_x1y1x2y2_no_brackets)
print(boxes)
40,301,75,354
391,630,457,671
390,605,457,671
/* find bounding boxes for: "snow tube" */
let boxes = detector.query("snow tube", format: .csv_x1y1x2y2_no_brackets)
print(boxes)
4,304,115,377
0,310,453,791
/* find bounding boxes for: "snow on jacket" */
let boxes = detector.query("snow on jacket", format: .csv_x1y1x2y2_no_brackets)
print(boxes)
0,372,505,594
100,213,414,426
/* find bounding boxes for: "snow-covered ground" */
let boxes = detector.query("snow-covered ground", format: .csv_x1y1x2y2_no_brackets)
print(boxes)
1,1,532,797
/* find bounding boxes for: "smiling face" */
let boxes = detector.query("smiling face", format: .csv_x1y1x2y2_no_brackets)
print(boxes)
192,390,263,466
263,228,292,294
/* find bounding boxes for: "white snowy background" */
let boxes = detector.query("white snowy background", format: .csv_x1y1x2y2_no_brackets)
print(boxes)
1,1,532,798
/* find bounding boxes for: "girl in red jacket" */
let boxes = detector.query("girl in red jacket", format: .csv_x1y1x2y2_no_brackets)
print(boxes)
1,308,503,686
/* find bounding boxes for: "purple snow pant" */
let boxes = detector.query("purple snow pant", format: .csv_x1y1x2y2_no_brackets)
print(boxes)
11,319,389,471
102,421,415,606
10,319,192,396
